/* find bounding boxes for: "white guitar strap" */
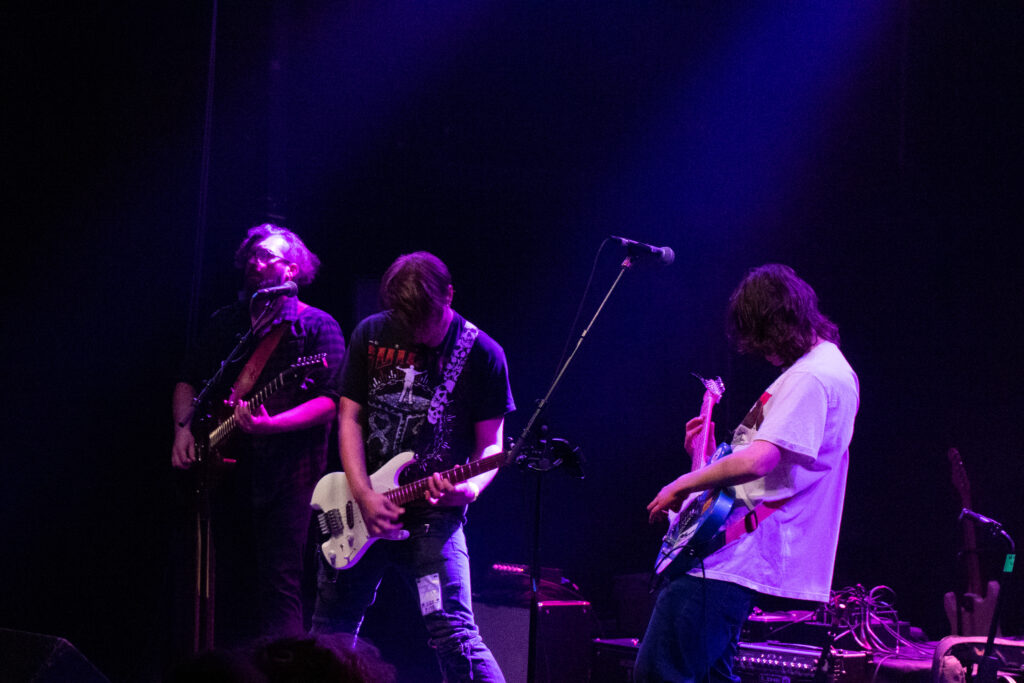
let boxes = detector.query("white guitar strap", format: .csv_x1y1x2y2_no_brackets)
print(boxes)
426,319,479,425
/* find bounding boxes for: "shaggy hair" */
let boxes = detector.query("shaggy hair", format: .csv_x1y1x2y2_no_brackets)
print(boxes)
727,263,839,366
234,223,321,286
379,251,452,336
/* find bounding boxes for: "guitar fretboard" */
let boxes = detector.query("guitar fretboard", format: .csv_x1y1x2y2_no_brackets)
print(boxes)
694,391,722,469
206,354,325,448
385,451,509,506
209,373,288,447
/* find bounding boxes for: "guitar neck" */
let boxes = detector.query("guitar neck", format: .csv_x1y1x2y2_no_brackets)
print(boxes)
208,371,291,448
960,491,982,595
948,448,982,595
693,392,716,469
963,518,981,595
385,451,508,506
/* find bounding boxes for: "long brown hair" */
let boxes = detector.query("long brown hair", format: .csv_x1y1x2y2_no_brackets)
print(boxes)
726,264,839,366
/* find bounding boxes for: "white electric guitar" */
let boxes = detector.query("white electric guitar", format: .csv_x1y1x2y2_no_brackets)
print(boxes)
311,448,511,570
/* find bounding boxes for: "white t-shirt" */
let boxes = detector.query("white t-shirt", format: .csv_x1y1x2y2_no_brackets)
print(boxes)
694,341,859,602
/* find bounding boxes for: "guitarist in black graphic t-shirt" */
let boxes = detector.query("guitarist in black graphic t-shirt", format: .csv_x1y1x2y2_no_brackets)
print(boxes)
311,251,513,683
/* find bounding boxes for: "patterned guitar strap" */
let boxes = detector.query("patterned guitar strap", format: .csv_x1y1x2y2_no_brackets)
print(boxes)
426,319,479,426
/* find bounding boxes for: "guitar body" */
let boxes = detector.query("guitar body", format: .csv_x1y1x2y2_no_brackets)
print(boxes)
944,580,1000,637
311,451,416,571
191,412,239,476
655,443,736,575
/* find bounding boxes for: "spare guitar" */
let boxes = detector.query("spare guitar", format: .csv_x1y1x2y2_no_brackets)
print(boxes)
943,447,1000,636
191,353,328,473
313,448,514,570
654,375,736,575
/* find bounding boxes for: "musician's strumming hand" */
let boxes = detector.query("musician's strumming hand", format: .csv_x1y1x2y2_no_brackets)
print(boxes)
647,474,695,524
358,489,407,539
171,427,196,469
424,472,479,507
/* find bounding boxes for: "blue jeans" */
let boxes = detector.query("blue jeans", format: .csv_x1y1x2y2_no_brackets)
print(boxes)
634,573,754,683
311,515,504,683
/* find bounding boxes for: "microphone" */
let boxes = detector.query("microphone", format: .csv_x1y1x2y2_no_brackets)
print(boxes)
252,281,298,299
610,235,675,266
959,508,1004,531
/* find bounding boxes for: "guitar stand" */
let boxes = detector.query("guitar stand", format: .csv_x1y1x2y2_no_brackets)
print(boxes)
192,471,215,654
963,512,1016,683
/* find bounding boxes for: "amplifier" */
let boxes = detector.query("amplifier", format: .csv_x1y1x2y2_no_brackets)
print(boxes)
592,639,868,683
476,600,594,683
591,638,640,683
735,641,867,683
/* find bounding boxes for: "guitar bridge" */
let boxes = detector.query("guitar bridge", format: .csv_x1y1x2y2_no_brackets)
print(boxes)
318,509,344,536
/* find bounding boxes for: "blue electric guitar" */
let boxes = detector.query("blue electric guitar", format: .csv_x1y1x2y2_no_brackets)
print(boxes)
654,375,736,575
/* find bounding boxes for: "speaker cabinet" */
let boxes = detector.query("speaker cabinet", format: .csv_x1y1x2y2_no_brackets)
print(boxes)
0,629,109,683
591,637,640,683
475,600,594,683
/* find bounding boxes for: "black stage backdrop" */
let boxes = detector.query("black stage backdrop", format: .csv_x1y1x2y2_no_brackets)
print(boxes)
3,2,1022,681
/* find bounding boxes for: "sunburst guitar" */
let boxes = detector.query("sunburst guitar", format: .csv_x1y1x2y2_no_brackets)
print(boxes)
654,375,736,575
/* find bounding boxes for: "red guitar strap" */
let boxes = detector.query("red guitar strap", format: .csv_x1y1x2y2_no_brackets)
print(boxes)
229,323,287,404
721,496,792,546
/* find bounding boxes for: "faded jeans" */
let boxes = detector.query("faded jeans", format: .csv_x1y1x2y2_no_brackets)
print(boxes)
311,515,504,682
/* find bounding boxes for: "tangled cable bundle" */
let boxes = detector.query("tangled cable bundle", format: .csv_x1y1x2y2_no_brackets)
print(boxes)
827,584,933,659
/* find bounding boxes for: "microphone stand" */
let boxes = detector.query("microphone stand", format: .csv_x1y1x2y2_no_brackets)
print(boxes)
963,511,1016,683
512,257,637,683
179,295,277,653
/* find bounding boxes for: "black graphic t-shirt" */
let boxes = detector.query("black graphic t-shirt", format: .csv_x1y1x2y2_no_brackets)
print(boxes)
340,310,515,489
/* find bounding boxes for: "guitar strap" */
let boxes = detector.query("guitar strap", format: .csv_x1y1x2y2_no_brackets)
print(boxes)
720,496,793,546
714,393,789,546
427,319,479,425
228,323,287,404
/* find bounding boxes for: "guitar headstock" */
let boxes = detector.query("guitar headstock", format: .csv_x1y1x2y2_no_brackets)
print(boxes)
293,353,328,370
693,374,725,404
947,447,972,508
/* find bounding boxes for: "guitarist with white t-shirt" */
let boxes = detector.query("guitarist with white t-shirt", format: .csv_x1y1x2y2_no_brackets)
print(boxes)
636,264,860,683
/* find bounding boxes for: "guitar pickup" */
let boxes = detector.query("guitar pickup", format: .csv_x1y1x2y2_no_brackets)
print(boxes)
318,509,344,536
